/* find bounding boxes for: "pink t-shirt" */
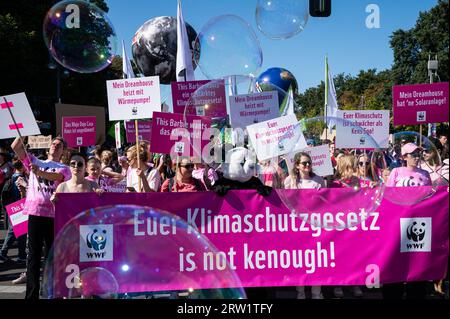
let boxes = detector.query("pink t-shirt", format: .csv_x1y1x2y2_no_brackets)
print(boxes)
386,167,431,187
22,155,71,217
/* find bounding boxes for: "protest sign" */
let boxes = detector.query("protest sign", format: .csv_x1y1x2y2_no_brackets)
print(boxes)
125,120,152,143
284,144,334,177
115,122,121,149
247,114,307,161
229,91,279,129
0,93,41,139
171,79,227,118
6,198,28,238
393,82,449,125
51,187,449,297
336,110,390,149
62,116,96,148
28,135,52,149
55,103,105,145
150,112,212,158
107,76,161,121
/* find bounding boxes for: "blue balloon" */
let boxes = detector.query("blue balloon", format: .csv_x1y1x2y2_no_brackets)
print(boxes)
256,67,298,94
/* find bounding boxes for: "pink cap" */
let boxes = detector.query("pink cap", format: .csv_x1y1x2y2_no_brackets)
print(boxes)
401,143,421,156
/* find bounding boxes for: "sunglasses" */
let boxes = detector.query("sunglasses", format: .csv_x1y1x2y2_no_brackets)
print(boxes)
69,161,84,168
300,161,312,166
407,152,421,158
358,161,370,167
180,163,194,169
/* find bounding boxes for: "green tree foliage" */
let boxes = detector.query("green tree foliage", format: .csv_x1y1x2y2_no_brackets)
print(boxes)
296,0,448,136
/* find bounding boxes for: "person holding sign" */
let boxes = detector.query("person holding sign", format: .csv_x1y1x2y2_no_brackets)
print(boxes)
11,136,71,300
283,152,324,299
126,144,160,192
0,157,28,264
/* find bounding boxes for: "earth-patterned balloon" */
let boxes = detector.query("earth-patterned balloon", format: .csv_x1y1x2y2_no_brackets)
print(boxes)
256,67,298,94
132,16,200,84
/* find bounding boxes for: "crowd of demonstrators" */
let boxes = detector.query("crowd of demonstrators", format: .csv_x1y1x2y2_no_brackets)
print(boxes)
0,130,448,300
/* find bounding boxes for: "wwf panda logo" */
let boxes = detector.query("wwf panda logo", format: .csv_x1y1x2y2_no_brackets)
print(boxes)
132,107,138,115
397,176,425,187
359,137,366,145
406,221,426,242
86,229,107,251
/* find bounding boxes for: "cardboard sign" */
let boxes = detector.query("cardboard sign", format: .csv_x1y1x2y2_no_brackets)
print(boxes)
107,76,161,121
125,120,152,143
171,79,227,117
284,144,334,177
336,110,390,149
0,93,41,139
62,116,96,148
6,198,28,238
247,114,307,161
229,91,279,129
150,112,212,158
55,103,105,145
393,82,449,125
28,135,52,149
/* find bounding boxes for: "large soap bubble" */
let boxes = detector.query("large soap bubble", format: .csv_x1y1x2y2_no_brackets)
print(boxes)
132,16,200,84
274,116,385,230
380,131,446,206
43,0,118,73
181,76,299,164
195,15,263,80
255,0,309,40
43,205,246,299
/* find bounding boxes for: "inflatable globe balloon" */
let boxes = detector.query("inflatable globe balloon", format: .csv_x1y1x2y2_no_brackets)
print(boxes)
256,67,298,94
43,0,118,73
132,16,200,84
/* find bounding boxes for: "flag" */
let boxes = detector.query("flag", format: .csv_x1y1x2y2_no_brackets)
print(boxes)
325,56,338,129
122,40,135,79
176,0,195,82
280,86,295,116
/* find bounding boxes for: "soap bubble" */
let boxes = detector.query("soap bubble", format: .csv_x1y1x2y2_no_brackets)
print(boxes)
194,15,263,80
381,131,445,205
43,0,118,73
256,0,309,40
274,116,385,230
42,205,246,299
180,76,299,164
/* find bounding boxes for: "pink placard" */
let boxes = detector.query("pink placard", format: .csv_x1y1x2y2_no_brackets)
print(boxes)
125,120,152,143
62,116,96,148
393,82,449,125
171,79,227,118
6,198,28,238
51,188,449,298
150,111,212,158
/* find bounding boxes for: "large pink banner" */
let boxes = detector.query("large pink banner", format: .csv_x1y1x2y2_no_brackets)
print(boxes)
50,187,449,298
62,116,97,148
6,198,28,237
393,82,449,125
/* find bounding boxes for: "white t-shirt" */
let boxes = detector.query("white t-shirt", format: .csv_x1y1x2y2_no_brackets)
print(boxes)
284,175,325,190
126,166,161,192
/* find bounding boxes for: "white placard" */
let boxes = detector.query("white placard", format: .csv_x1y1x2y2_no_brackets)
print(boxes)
336,110,390,149
106,76,161,121
0,93,41,139
284,144,334,177
115,122,121,149
229,91,279,129
28,135,52,149
247,114,307,161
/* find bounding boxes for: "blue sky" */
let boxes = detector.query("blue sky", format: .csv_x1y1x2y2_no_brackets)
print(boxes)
107,0,438,94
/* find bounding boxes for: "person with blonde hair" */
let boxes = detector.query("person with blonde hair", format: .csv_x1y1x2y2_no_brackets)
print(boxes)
126,144,160,192
161,157,205,192
284,152,324,299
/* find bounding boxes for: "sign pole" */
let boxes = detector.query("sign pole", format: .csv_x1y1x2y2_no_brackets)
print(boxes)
135,119,142,192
